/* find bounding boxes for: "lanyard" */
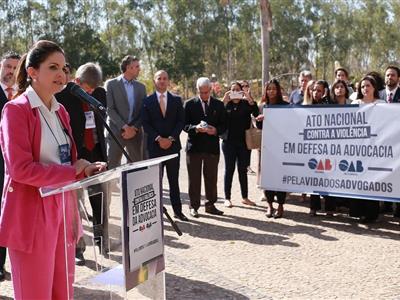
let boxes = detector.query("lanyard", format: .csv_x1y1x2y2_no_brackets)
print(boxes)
38,108,69,147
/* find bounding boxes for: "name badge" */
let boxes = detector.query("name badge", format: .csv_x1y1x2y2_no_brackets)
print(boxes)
59,144,71,165
85,111,96,129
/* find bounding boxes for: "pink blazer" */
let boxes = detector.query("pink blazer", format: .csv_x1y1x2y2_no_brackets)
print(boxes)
0,94,81,253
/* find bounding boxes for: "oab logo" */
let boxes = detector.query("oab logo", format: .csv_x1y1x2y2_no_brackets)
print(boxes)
338,160,364,173
308,158,334,172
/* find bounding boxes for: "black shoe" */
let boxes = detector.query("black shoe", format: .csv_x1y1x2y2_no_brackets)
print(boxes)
174,213,189,221
266,208,274,218
75,252,86,266
0,267,5,281
359,216,376,224
205,206,224,215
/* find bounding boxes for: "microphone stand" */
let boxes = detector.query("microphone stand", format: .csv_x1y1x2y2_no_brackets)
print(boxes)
84,100,182,236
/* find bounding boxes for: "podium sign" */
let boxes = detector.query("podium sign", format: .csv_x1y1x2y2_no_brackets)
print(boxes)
122,165,165,290
40,155,177,299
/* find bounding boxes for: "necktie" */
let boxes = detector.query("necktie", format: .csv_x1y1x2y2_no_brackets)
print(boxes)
5,87,13,100
388,92,393,103
203,100,208,115
82,102,95,151
159,94,166,117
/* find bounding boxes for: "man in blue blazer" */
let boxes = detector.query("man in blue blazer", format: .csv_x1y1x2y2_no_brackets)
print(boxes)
142,70,188,221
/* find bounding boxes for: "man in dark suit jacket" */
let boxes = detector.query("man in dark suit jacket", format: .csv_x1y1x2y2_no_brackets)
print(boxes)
382,65,400,103
382,65,400,219
56,62,108,264
142,70,188,221
184,77,226,217
0,52,20,281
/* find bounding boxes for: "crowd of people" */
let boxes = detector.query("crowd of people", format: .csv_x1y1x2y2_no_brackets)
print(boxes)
285,66,400,223
0,39,398,298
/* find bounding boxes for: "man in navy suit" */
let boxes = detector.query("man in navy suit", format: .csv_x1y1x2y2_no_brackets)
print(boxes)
0,52,20,281
142,70,188,221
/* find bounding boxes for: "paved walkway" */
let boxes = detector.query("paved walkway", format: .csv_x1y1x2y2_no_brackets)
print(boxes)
1,134,400,299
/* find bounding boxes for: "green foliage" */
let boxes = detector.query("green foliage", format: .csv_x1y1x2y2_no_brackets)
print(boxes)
1,0,399,94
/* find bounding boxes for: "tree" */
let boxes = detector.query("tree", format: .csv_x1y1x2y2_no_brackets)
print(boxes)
260,0,272,85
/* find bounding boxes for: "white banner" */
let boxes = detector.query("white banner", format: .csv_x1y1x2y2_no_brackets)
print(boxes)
126,165,163,271
260,104,400,201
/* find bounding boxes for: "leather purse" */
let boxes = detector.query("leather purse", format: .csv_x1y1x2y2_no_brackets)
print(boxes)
245,119,262,150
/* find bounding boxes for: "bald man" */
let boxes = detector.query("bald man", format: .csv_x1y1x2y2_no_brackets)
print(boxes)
142,70,188,221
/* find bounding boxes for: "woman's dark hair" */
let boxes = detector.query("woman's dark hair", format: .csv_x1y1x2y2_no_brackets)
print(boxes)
366,71,384,91
262,78,284,104
230,81,243,90
15,40,64,96
334,67,349,78
312,80,331,104
330,79,349,103
357,75,380,100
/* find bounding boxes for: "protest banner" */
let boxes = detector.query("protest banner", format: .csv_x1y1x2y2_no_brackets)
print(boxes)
260,104,400,202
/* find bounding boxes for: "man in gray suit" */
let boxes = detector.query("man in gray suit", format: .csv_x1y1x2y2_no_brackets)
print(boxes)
105,55,147,168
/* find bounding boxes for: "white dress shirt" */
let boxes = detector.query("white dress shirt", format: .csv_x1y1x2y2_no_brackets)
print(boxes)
26,86,71,165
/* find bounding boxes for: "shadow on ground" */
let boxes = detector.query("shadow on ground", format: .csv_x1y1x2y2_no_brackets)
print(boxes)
74,286,124,300
165,273,250,300
162,190,399,247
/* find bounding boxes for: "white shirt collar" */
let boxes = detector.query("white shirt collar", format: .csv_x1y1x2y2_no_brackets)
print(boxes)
386,86,398,95
199,96,211,103
0,82,17,94
156,91,167,100
25,85,60,112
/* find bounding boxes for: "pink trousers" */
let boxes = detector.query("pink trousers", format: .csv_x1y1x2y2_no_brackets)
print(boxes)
9,195,76,300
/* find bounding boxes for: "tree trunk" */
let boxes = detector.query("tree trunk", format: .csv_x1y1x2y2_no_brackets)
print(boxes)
260,0,272,85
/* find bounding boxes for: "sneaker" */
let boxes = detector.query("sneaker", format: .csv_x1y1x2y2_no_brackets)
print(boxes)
224,199,233,208
247,166,256,175
190,208,199,218
241,198,256,206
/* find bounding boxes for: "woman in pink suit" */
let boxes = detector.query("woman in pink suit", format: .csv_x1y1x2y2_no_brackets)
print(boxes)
0,40,106,299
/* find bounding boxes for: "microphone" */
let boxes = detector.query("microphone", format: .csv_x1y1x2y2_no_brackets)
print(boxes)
70,83,106,111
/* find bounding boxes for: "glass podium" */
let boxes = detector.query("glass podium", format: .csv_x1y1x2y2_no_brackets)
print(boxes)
40,155,177,299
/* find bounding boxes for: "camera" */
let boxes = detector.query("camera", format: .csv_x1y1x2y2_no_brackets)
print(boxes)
230,91,243,100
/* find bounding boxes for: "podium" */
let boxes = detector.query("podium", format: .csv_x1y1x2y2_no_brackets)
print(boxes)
40,155,177,299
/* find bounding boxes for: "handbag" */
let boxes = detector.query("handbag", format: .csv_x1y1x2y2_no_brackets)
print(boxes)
245,118,262,150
